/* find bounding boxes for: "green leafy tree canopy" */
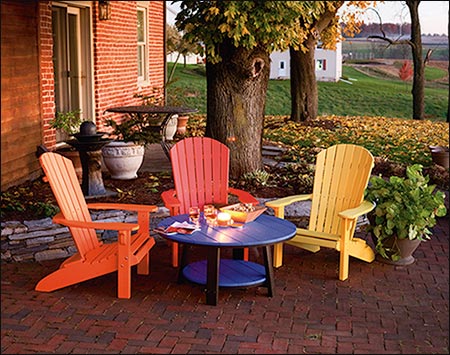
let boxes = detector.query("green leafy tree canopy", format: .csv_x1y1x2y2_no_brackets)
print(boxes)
175,1,375,62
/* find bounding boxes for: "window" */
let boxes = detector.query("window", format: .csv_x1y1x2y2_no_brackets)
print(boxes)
316,59,327,71
137,7,147,83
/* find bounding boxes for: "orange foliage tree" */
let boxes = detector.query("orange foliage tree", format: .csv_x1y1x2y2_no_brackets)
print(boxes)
399,60,413,81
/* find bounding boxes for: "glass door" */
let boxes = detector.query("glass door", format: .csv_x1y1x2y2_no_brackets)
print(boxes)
52,3,92,141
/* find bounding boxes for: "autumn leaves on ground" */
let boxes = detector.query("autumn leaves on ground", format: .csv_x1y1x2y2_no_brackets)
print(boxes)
1,115,448,223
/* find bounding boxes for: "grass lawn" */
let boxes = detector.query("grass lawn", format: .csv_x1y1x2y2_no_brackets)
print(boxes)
168,62,448,121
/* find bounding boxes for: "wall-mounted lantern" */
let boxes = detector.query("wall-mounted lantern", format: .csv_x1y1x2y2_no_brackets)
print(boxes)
99,0,111,21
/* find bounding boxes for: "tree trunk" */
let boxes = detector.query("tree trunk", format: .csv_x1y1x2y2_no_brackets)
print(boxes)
288,3,342,122
406,1,425,120
289,43,318,122
205,40,269,179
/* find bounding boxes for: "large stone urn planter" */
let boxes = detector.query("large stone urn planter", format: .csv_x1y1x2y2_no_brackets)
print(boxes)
101,141,145,180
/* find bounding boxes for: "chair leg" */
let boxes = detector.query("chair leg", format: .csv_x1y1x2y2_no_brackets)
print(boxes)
273,243,283,268
339,220,352,281
35,260,114,293
172,241,179,267
117,263,132,299
137,253,150,275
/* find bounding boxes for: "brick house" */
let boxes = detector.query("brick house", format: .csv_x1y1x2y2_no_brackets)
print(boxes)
1,0,166,191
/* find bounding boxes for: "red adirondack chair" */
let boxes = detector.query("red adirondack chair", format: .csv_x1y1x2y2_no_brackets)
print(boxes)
161,137,259,267
35,152,158,299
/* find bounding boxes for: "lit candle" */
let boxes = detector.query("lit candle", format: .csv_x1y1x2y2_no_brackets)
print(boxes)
217,212,231,226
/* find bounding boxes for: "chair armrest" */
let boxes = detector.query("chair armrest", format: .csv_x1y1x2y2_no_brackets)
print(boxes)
87,203,158,213
265,194,313,219
53,212,139,231
228,187,259,205
161,189,181,216
265,194,313,209
338,200,375,220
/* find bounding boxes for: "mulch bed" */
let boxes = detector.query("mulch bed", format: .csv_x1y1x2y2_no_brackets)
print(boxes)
1,160,448,223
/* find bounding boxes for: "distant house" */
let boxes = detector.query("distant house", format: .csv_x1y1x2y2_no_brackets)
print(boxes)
167,52,204,65
1,1,166,190
269,42,342,82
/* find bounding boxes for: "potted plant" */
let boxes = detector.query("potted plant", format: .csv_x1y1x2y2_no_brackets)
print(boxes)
49,109,83,181
364,164,447,265
50,109,83,138
429,145,449,169
102,113,161,180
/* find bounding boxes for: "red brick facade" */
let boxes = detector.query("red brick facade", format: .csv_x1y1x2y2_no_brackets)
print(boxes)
1,1,166,190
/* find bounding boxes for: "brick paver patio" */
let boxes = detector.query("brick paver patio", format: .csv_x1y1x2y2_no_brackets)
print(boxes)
2,144,448,354
1,214,448,354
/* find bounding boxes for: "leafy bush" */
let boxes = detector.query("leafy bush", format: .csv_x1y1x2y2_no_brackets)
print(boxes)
364,164,447,261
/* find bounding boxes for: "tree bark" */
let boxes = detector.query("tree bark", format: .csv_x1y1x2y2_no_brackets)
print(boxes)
289,43,318,122
288,3,343,122
406,1,425,120
205,40,270,178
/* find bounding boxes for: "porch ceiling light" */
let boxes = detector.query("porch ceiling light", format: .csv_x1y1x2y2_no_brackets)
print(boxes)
99,0,111,21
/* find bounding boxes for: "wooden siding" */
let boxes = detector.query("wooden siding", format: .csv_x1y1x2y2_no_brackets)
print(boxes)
1,0,42,190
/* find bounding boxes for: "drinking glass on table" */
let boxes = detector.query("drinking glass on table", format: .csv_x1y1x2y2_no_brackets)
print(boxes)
203,204,218,226
189,206,200,226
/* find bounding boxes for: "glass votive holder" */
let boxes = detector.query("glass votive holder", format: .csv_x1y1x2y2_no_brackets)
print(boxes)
204,204,217,226
217,212,232,227
189,206,200,226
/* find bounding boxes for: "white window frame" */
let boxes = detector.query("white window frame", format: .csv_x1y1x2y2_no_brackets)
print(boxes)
316,59,327,71
137,6,148,84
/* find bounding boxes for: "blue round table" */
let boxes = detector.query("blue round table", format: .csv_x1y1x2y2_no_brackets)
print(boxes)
157,213,296,306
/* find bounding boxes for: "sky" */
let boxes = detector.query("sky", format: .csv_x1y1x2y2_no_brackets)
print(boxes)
362,1,448,35
166,1,449,36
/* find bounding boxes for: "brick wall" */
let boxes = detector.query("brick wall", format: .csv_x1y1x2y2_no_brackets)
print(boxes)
94,1,166,131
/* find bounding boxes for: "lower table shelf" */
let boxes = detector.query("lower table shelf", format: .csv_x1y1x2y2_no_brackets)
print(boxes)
182,259,266,287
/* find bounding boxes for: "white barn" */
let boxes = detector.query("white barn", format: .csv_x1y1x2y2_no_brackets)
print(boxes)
269,42,342,82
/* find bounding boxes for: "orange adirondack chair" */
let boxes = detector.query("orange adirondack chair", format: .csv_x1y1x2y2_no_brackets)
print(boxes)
161,137,259,267
265,144,376,281
35,152,158,299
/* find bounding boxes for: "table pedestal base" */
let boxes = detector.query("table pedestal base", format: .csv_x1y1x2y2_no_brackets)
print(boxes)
179,245,274,306
183,259,266,287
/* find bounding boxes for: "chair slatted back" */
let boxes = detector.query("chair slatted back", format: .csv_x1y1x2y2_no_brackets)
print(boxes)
170,137,230,214
39,152,101,259
309,144,374,235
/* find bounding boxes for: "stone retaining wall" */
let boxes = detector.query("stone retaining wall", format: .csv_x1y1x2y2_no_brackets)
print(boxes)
1,207,170,263
1,198,317,263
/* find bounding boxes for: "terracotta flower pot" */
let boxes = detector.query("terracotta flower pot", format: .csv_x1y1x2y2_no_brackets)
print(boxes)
176,115,189,135
429,146,449,169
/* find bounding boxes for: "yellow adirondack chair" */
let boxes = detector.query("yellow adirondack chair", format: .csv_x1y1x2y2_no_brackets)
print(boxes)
35,152,158,299
265,144,376,281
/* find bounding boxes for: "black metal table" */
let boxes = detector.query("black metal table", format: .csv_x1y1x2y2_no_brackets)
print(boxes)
104,105,198,159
